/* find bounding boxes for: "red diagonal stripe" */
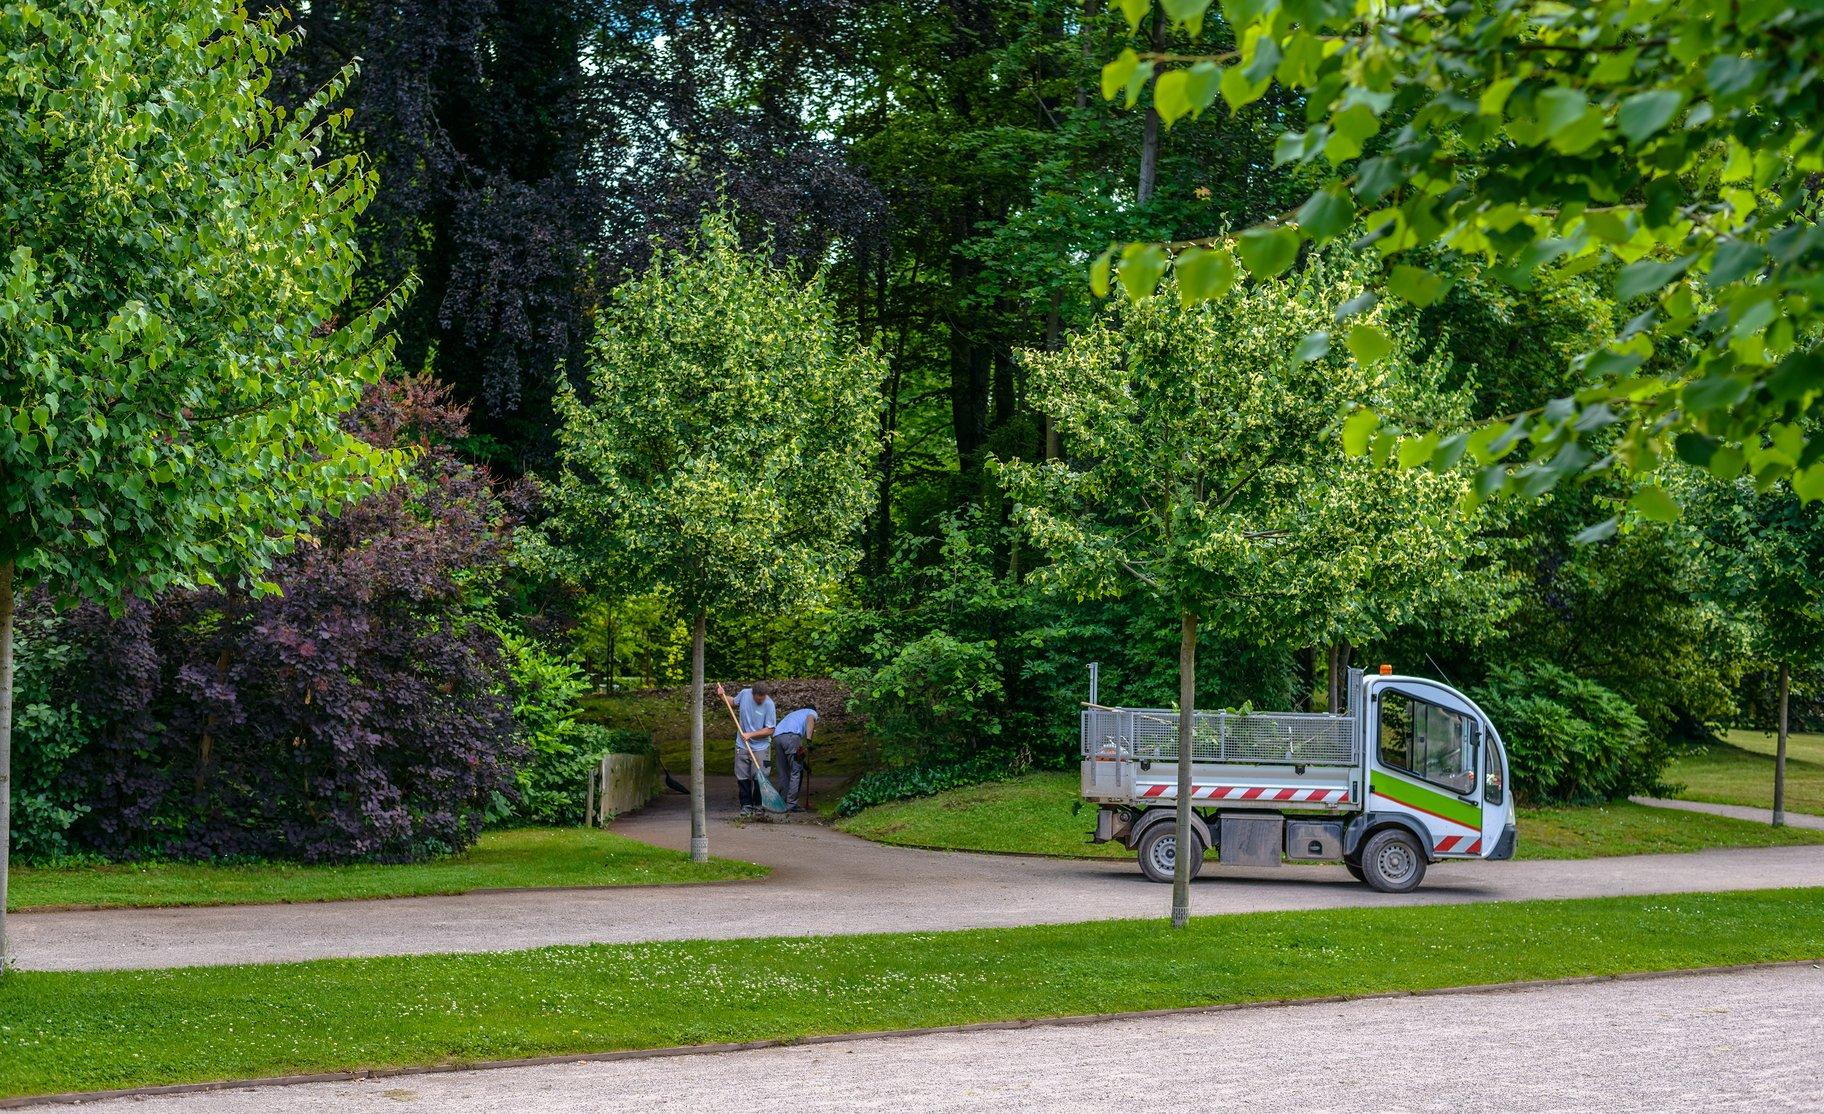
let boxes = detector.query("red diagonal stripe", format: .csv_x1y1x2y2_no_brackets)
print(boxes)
1371,788,1481,832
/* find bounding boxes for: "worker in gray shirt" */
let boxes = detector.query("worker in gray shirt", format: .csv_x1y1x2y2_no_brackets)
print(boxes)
772,704,818,812
717,681,775,817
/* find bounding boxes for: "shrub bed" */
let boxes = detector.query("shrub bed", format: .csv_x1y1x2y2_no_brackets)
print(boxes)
1471,661,1666,805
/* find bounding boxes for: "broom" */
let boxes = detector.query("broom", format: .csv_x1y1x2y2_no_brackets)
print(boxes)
724,696,790,814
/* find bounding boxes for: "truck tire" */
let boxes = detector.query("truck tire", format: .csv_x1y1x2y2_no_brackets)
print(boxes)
1135,823,1204,884
1344,860,1366,882
1359,828,1426,893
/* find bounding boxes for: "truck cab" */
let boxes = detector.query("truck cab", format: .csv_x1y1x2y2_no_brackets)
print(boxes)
1351,671,1517,889
1081,666,1516,892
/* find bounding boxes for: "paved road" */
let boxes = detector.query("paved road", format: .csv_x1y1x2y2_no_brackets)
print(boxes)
14,784,1824,972
1635,796,1824,831
67,965,1824,1111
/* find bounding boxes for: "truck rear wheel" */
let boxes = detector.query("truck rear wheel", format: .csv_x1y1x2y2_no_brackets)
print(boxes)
1359,829,1426,893
1135,823,1204,884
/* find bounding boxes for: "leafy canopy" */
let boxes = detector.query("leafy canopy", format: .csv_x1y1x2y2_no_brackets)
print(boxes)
1092,0,1824,521
541,213,884,615
0,1,403,601
1001,256,1500,646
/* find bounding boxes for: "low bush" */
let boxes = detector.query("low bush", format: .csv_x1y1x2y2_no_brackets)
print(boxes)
494,636,658,825
835,749,1029,817
1471,662,1664,805
7,606,93,861
837,630,1004,764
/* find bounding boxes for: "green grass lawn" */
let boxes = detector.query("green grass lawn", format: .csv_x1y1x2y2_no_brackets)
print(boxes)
577,689,875,778
3,888,1821,1098
838,772,1824,861
8,828,766,912
1665,730,1824,817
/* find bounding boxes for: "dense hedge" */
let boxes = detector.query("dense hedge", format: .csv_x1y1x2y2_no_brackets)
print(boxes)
1471,662,1665,805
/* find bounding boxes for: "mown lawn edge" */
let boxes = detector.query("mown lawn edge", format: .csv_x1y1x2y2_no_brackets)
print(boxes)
3,887,1822,1098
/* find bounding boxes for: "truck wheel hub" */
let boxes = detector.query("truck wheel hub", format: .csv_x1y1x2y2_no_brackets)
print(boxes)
1376,841,1416,882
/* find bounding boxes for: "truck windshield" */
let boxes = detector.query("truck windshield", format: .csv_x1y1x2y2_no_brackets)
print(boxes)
1379,692,1476,795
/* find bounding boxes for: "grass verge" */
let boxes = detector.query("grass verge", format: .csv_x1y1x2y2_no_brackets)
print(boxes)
2,888,1822,1098
8,828,766,912
1670,732,1824,817
837,772,1824,861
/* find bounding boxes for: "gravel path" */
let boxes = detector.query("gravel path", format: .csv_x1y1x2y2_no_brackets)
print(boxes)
65,965,1824,1112
1634,796,1824,831
14,783,1824,972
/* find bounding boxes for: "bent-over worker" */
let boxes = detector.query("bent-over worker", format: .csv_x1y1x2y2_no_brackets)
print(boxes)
772,704,818,812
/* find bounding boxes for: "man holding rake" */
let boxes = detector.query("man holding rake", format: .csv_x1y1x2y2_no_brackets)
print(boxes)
717,681,775,818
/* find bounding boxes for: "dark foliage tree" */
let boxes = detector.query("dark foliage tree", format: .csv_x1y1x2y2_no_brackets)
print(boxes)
263,0,608,469
61,379,526,863
265,0,889,470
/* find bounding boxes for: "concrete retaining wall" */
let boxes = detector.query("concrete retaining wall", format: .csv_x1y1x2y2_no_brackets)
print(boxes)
585,752,661,825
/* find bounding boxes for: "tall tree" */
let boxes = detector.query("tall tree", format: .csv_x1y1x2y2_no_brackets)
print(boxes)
539,214,882,860
841,0,1311,566
1001,259,1483,925
0,1,402,963
1691,477,1824,826
265,0,609,469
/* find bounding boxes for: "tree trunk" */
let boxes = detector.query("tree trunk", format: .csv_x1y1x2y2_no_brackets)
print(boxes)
0,560,14,970
689,608,708,863
1076,0,1098,111
1172,610,1196,928
1042,291,1063,460
606,614,617,695
1775,661,1790,828
1136,7,1165,203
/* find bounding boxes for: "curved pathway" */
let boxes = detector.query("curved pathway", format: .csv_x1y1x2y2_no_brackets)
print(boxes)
13,782,1824,972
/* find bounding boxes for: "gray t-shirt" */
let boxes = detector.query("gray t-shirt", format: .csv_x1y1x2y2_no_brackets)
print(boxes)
735,688,776,750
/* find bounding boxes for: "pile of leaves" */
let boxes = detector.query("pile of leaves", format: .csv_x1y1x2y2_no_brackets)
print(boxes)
683,677,855,730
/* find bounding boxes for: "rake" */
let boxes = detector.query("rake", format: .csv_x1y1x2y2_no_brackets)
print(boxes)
724,696,790,814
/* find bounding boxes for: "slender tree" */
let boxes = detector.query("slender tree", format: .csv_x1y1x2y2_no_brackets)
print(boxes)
1001,259,1482,925
540,213,882,861
0,2,402,964
1692,479,1824,826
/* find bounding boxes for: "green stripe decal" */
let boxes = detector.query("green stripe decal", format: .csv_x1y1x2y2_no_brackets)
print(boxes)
1371,773,1480,828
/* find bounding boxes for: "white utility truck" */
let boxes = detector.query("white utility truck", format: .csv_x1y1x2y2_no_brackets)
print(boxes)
1081,665,1515,892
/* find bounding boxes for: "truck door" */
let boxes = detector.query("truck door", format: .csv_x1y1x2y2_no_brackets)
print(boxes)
1367,680,1487,857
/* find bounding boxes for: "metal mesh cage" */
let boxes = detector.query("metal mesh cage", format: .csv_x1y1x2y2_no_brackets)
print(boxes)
1082,708,1355,766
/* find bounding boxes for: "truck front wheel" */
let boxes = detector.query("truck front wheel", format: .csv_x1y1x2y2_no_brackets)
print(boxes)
1359,829,1427,893
1135,823,1204,884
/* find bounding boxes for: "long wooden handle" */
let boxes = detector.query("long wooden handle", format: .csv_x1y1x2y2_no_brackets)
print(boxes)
724,694,763,766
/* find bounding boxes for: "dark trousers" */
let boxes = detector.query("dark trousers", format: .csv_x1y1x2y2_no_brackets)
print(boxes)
774,732,807,804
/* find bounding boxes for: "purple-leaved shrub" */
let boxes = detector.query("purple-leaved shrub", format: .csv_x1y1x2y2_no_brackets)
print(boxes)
58,378,527,862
